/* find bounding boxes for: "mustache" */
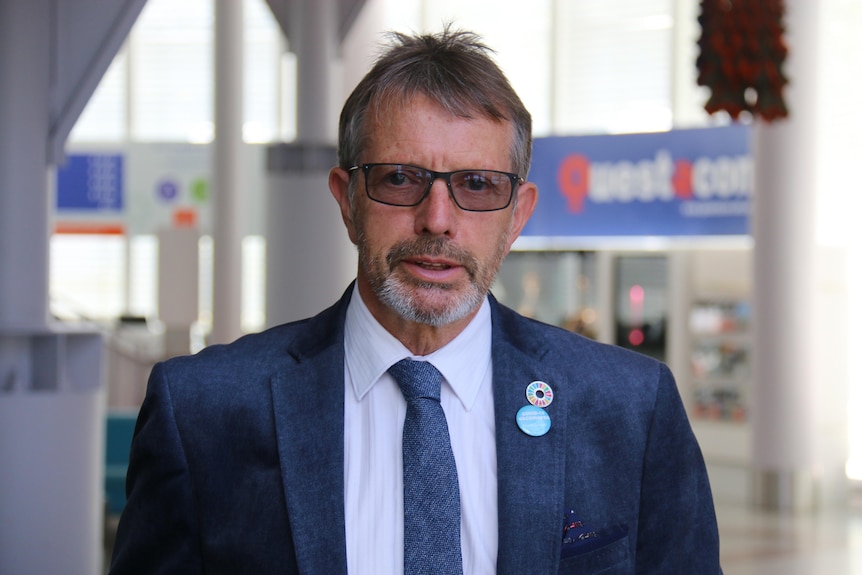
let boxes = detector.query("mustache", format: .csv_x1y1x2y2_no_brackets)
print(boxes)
385,237,478,278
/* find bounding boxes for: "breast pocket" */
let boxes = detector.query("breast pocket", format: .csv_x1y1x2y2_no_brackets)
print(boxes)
558,534,630,575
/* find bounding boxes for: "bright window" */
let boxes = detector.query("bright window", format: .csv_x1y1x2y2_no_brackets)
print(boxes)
50,234,127,321
69,0,286,145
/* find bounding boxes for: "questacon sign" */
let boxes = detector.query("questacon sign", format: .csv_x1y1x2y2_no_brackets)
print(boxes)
523,125,751,237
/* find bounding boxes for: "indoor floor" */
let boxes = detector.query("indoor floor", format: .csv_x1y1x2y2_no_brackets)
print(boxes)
717,500,862,574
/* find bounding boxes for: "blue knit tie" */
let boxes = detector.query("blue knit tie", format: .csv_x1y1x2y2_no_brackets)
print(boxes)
388,359,462,575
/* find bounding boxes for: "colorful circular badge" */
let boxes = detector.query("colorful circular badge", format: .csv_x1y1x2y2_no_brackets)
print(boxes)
516,405,551,437
526,380,554,408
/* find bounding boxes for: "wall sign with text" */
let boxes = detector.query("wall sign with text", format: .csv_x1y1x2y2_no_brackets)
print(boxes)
523,125,751,237
56,154,124,212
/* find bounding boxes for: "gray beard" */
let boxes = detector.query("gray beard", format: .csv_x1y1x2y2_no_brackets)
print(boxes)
357,234,508,327
376,272,485,327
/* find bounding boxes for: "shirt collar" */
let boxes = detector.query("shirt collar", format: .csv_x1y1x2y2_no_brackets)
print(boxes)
344,283,492,411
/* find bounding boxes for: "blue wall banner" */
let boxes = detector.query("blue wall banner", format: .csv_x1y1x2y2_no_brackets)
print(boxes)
56,154,124,211
523,125,751,237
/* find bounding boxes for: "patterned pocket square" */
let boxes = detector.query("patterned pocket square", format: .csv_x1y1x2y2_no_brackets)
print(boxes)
561,509,628,559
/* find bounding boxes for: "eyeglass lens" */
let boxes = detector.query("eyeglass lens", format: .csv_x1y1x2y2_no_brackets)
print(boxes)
363,164,515,211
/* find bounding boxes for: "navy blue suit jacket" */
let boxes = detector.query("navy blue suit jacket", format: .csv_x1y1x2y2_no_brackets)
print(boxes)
110,287,722,574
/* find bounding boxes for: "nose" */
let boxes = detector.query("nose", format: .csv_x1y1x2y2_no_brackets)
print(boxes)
414,177,457,236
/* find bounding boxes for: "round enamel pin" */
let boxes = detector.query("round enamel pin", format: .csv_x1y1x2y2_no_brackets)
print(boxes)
516,405,551,437
526,380,554,408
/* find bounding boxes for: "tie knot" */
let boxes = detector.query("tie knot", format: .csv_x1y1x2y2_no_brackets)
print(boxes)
388,359,442,402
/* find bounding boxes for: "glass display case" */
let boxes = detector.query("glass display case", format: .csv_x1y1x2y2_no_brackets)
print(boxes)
689,299,751,422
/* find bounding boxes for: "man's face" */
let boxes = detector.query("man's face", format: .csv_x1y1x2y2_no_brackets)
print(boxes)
331,95,537,330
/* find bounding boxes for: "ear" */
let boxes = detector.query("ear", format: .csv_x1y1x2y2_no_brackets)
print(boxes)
329,167,359,245
505,181,538,250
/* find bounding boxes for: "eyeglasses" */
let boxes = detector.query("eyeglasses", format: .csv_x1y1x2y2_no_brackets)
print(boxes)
348,163,523,212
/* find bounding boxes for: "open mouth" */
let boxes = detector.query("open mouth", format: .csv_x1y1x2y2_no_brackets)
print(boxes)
413,260,454,271
398,256,464,284
386,238,476,281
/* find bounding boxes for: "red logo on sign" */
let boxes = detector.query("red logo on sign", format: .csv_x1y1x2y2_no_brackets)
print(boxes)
557,154,590,213
672,159,693,199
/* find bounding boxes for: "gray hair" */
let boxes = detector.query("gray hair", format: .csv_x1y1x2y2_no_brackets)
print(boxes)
337,26,532,181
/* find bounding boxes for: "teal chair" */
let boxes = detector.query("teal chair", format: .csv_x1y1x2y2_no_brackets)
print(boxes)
105,411,138,515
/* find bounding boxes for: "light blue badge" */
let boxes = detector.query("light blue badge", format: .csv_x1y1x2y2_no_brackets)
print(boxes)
516,404,551,437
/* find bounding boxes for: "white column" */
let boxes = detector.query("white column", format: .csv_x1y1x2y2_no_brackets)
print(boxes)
265,158,356,326
0,3,105,572
0,0,51,330
295,0,336,143
750,0,821,511
264,0,356,327
210,0,245,345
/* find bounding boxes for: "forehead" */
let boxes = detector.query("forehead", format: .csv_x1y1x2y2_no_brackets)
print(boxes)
362,94,513,169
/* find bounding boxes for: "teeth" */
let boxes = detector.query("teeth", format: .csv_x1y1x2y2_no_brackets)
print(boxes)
419,262,449,270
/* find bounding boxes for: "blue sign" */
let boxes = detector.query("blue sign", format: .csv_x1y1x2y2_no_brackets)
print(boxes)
524,125,751,237
56,154,124,211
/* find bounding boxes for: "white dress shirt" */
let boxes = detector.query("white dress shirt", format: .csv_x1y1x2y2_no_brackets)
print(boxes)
343,284,498,575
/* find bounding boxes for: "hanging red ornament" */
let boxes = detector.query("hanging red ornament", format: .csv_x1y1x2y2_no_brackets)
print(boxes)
696,0,789,122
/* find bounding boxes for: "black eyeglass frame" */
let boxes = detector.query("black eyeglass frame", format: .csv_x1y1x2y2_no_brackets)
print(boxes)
347,163,524,212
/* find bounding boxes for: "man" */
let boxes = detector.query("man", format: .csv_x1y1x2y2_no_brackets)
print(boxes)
110,27,722,575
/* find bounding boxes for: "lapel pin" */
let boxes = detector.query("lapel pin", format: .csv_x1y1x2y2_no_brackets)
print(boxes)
516,404,551,437
526,380,553,408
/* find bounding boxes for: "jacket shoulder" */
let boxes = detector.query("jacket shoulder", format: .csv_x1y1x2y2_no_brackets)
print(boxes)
161,289,349,375
491,299,661,372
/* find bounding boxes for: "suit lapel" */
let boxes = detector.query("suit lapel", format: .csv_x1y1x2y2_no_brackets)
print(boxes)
270,290,352,575
266,290,571,574
491,301,569,575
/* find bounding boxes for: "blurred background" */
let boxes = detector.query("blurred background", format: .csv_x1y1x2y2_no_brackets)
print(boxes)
1,0,860,573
